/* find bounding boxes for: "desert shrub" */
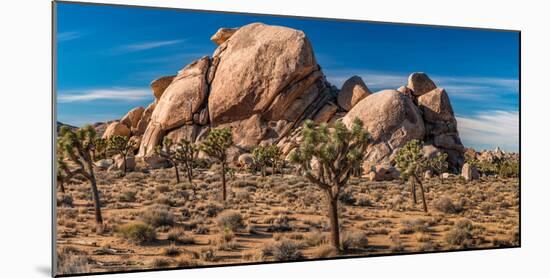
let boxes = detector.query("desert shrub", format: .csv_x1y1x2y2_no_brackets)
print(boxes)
341,231,369,250
167,227,195,244
272,240,303,261
118,190,137,202
163,245,181,257
356,197,372,207
155,194,176,207
303,232,328,247
151,258,171,268
231,180,258,188
434,197,461,214
267,215,293,232
199,202,223,217
155,184,171,193
338,189,356,205
199,248,217,262
313,245,338,258
400,218,431,234
235,191,251,201
57,194,74,207
216,227,239,251
117,222,156,244
140,205,174,227
216,210,245,232
57,247,89,275
389,233,404,252
444,219,473,247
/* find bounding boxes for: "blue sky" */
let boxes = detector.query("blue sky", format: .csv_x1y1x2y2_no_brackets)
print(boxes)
55,3,520,151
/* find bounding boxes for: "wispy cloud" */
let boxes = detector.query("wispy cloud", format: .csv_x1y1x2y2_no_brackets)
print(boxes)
112,39,185,54
456,110,519,152
58,88,152,103
57,31,83,42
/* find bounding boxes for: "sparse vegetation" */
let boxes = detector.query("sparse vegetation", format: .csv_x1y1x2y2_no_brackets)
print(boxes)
117,222,156,244
201,127,233,201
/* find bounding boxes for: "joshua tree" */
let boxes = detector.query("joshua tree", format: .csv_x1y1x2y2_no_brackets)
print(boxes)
200,127,233,201
155,137,181,183
175,139,199,187
289,119,370,251
58,125,103,228
394,139,446,213
253,145,283,177
107,135,135,175
94,137,108,160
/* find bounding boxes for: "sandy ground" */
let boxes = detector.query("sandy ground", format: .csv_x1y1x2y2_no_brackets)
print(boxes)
55,167,519,275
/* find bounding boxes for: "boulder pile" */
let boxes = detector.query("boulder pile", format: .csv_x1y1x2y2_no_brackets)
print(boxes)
103,22,466,176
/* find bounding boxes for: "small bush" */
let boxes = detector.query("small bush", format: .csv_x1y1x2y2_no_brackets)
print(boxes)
272,240,303,261
57,194,74,207
342,231,369,250
151,258,171,268
216,210,245,232
117,222,156,244
118,190,137,202
338,189,356,205
140,205,174,227
434,197,461,214
304,232,328,247
444,219,473,247
167,227,195,245
163,245,181,257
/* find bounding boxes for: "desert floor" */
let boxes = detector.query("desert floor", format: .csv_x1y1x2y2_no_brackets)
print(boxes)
56,167,519,275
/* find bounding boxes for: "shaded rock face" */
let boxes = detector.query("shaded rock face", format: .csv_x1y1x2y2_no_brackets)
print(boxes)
151,76,176,101
343,90,425,167
121,106,145,132
337,76,371,111
417,88,464,171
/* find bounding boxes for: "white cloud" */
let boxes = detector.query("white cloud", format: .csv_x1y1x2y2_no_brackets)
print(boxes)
456,110,519,152
58,88,151,103
112,39,185,54
57,31,82,42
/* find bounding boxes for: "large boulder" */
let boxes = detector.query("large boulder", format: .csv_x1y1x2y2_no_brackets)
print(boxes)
407,72,436,97
337,76,371,111
138,57,210,156
218,114,267,149
342,90,425,166
121,106,145,131
417,88,464,170
150,75,175,101
313,102,338,123
208,23,322,125
102,121,131,139
109,155,136,172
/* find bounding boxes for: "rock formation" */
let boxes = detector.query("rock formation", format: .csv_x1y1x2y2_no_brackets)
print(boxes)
108,22,466,175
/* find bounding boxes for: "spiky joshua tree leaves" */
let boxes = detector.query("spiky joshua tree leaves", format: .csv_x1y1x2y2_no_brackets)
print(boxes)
289,119,370,251
107,135,136,175
155,138,181,183
394,139,448,213
200,127,233,201
58,125,103,228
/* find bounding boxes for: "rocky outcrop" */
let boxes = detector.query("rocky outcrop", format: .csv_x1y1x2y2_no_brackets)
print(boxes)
461,163,480,181
109,22,467,174
417,88,464,171
342,90,425,168
337,76,371,111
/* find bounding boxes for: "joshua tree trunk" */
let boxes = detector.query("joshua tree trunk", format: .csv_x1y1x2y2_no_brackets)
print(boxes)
88,173,103,227
221,161,227,201
122,154,127,175
410,176,417,204
173,160,180,183
327,192,340,251
414,175,428,212
261,166,266,177
58,178,65,194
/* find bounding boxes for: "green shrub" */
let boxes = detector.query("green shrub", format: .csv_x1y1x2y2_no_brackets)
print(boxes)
272,240,303,261
117,222,156,244
342,231,369,250
140,205,174,227
216,210,245,232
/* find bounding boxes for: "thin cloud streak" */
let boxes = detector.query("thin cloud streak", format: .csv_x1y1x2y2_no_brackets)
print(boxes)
112,39,185,54
58,88,152,103
456,110,519,152
58,31,83,42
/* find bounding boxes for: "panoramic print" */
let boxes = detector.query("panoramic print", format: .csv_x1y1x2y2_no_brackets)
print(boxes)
54,2,520,276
